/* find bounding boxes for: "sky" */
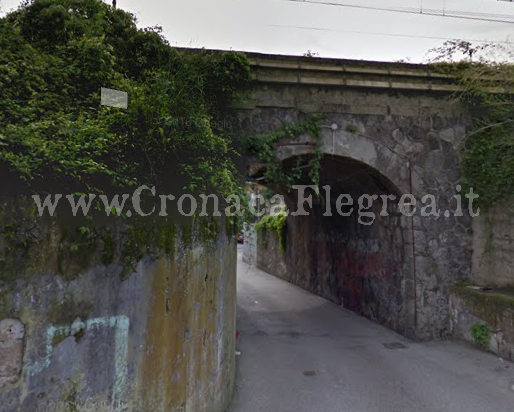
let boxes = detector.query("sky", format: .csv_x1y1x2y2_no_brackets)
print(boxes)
1,0,514,62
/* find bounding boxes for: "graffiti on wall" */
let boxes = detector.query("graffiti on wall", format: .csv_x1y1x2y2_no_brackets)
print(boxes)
25,316,130,412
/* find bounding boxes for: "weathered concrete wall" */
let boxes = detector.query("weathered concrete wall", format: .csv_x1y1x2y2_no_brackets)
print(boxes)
451,202,514,358
0,199,236,412
450,286,514,361
242,223,257,266
471,203,514,287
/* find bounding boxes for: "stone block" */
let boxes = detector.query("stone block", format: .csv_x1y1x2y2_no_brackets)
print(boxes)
0,319,25,388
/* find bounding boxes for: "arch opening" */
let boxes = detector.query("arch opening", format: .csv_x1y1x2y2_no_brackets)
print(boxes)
254,154,415,337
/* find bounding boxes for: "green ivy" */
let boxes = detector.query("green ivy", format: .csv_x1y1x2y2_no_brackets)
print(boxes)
0,0,251,197
461,106,514,209
247,114,326,191
428,58,514,210
255,206,287,253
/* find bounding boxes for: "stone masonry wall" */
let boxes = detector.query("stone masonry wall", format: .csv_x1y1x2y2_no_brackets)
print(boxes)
0,198,237,412
256,229,287,281
239,83,473,340
471,202,514,287
256,202,413,337
450,287,514,361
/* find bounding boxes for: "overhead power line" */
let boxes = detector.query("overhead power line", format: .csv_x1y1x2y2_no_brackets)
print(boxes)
269,23,512,44
271,0,514,24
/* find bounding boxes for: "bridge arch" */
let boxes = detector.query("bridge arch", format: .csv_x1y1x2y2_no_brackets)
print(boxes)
275,127,413,196
253,140,417,337
239,50,473,340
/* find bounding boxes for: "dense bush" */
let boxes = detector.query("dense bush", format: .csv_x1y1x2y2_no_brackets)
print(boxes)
0,0,250,196
255,205,287,253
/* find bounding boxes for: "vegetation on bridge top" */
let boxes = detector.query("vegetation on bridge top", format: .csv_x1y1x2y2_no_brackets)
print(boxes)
246,113,326,190
427,40,514,210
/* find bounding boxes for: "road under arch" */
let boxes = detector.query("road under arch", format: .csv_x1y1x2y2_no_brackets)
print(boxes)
254,154,416,338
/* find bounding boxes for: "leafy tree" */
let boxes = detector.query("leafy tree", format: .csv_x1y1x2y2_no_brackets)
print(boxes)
426,40,496,63
0,0,250,197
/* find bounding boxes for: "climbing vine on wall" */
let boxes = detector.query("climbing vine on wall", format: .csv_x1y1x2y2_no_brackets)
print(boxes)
255,205,287,253
0,0,251,197
427,43,514,210
0,0,251,278
460,92,514,209
246,114,326,190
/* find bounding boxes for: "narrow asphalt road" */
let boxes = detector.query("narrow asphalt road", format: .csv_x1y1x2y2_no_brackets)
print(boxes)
229,248,514,412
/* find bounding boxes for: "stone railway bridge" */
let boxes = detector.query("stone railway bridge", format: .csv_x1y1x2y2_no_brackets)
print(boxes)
0,50,490,412
235,51,472,341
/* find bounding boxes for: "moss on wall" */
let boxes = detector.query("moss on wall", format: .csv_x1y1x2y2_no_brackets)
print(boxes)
48,298,94,325
451,285,514,326
0,205,237,411
0,289,11,318
451,284,514,360
0,197,214,285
